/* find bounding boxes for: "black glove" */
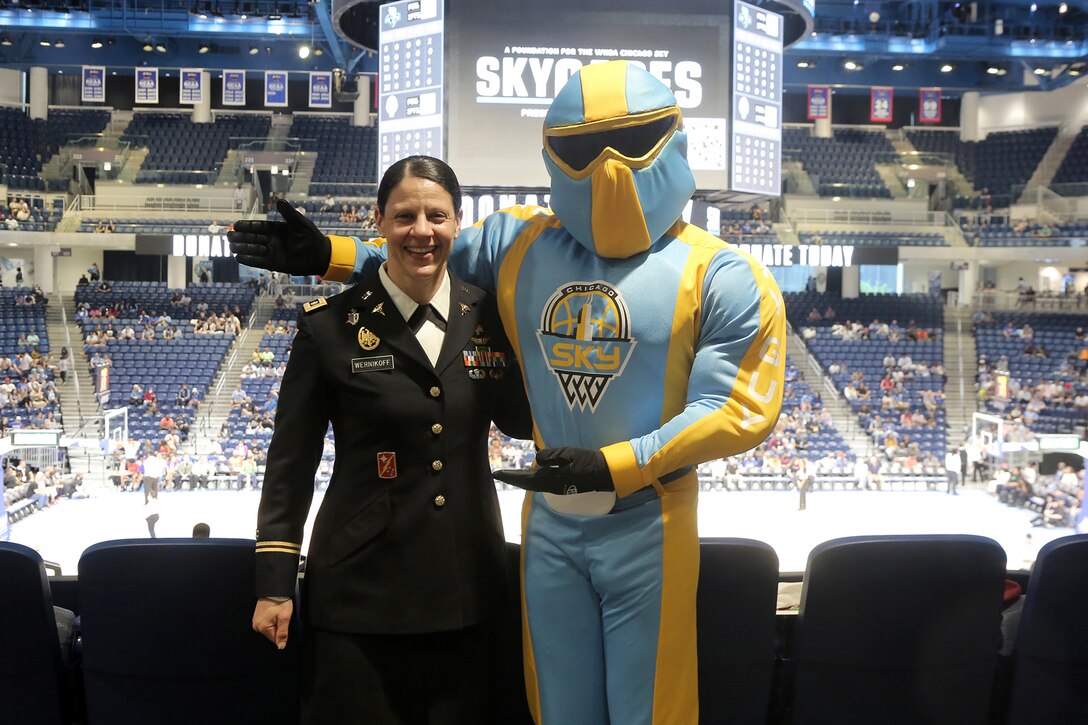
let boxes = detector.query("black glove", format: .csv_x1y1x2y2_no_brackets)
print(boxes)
493,447,613,495
228,198,332,275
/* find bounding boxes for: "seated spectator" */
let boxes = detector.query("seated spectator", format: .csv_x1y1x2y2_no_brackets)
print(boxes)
142,386,157,408
76,274,89,287
94,219,115,234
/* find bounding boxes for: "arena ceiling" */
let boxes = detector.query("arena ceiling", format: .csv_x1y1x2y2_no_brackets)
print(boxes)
0,0,1084,95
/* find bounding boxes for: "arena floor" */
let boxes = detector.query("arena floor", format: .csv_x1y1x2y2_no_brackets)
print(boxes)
10,484,1073,576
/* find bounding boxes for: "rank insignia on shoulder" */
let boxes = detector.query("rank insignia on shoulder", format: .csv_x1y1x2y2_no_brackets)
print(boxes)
346,309,360,325
302,297,327,313
358,327,381,351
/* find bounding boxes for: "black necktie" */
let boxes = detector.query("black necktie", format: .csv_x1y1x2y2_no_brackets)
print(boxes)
408,304,446,333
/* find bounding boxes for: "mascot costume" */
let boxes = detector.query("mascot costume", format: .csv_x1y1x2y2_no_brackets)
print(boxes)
232,60,785,725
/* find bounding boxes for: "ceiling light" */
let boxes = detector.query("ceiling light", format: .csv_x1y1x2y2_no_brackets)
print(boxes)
298,44,310,59
54,39,64,48
198,44,210,53
1030,3,1037,12
143,41,154,52
797,60,810,68
156,42,167,53
249,46,259,55
940,64,954,73
1034,67,1047,75
1060,2,1068,13
268,11,281,19
39,40,52,47
0,37,11,47
986,66,1001,75
91,38,103,48
314,48,323,56
891,63,905,71
843,60,858,70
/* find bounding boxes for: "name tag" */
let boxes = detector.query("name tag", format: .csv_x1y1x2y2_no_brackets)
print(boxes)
352,355,394,373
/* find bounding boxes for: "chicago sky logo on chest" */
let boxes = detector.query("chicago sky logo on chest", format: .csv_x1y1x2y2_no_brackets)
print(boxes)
535,280,637,412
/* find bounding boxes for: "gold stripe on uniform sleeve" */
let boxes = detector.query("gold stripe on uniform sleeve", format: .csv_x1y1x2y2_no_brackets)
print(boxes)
255,547,303,555
256,540,302,551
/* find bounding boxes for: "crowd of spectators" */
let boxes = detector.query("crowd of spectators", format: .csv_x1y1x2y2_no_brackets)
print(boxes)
991,461,1083,529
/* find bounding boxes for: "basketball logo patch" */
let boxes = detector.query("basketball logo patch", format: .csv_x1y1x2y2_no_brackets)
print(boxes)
535,280,637,412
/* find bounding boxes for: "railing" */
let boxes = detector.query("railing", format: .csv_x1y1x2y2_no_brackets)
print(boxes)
788,208,950,227
79,194,239,214
973,290,1087,312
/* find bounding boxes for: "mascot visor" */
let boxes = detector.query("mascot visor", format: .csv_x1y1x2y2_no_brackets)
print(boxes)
543,106,682,180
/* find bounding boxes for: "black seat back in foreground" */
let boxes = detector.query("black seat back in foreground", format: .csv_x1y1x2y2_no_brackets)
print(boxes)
697,537,780,725
78,538,301,725
0,542,68,725
1006,534,1088,724
791,535,1006,725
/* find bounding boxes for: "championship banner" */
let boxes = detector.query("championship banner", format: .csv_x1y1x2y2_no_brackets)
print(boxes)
81,65,105,103
135,68,159,104
919,87,942,123
179,68,205,105
309,71,332,108
265,71,289,107
806,85,830,120
222,70,246,106
870,86,893,123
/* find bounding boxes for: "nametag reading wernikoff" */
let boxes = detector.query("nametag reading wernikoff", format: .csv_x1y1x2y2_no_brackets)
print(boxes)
352,356,394,373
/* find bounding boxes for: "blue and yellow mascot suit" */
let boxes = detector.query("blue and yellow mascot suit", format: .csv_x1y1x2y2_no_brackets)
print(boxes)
233,60,785,725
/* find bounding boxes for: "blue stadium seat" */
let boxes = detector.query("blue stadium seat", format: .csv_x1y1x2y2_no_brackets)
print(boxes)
78,539,301,725
790,535,1006,725
0,542,71,725
697,538,779,725
1005,534,1088,724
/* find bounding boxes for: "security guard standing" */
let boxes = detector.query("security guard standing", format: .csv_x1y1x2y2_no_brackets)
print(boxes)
250,156,531,724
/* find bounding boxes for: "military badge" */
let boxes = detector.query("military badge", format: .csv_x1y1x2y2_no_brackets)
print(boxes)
471,324,491,345
372,302,386,316
459,302,471,316
357,327,380,351
362,290,373,300
468,369,487,380
489,368,505,380
302,297,327,313
377,452,397,479
346,309,360,325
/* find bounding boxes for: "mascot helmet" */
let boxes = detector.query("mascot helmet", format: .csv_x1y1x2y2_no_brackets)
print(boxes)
543,60,696,259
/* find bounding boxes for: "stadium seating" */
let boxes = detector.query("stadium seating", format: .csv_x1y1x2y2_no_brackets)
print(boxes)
908,127,1057,208
78,538,302,725
1005,534,1088,724
784,127,896,198
696,538,780,725
0,542,71,725
121,112,270,185
790,535,1007,725
290,115,379,196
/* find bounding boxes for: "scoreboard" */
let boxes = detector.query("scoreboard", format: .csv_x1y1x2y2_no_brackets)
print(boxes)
377,0,446,180
731,1,783,195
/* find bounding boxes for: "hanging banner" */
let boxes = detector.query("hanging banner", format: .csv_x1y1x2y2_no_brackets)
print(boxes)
222,69,246,106
806,85,830,120
265,71,289,107
81,65,106,103
179,68,205,105
309,71,333,108
870,86,893,123
135,68,159,104
919,87,942,123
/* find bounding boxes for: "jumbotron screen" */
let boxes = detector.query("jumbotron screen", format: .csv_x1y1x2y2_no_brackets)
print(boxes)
445,0,739,190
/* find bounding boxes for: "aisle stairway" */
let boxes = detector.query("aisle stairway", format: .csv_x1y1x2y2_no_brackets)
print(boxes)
942,305,977,449
195,295,275,450
786,327,872,460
